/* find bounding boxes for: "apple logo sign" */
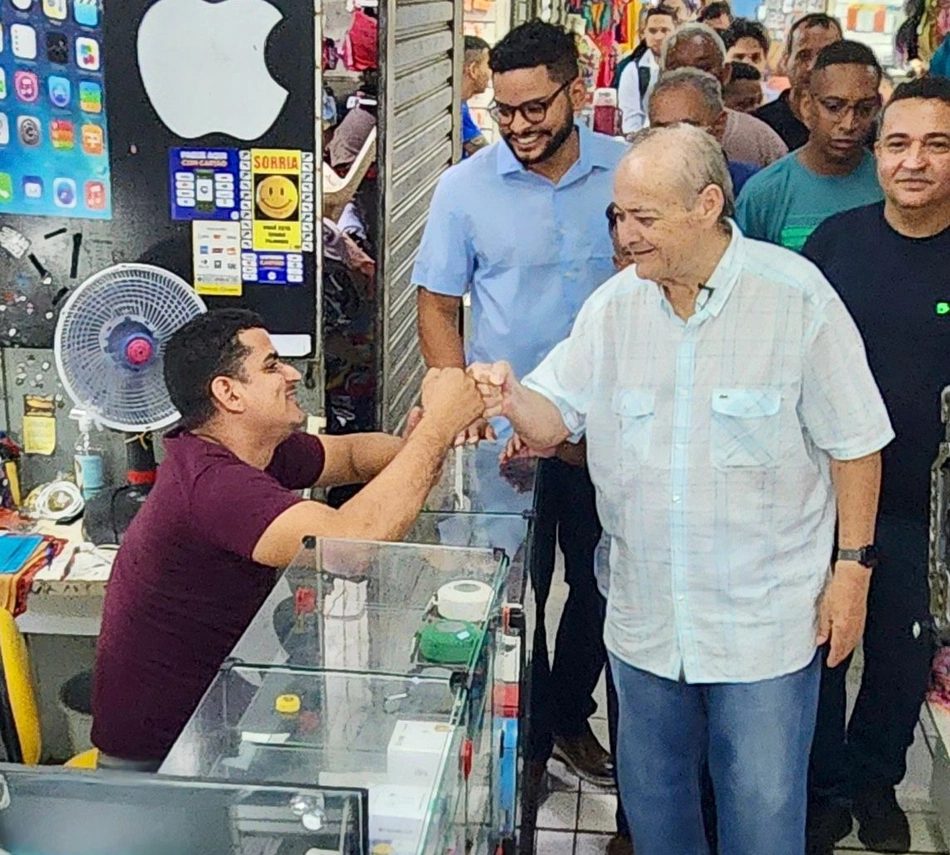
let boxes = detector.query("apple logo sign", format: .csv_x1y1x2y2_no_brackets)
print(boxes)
137,0,289,140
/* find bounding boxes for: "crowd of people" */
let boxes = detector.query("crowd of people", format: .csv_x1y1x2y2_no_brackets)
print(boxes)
439,11,950,855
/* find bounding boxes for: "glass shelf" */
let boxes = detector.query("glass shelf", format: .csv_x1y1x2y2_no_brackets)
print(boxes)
0,762,364,855
228,539,508,680
161,666,473,855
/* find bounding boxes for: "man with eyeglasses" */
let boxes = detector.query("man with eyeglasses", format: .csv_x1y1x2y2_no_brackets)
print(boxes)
413,17,627,837
801,77,950,855
736,41,883,251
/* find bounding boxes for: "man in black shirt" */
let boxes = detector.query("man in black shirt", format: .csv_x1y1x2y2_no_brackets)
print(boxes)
803,76,950,854
755,13,841,150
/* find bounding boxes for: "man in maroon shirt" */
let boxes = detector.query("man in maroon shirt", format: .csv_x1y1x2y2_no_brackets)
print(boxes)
92,309,483,769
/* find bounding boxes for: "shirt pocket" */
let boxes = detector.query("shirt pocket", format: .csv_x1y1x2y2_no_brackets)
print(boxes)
710,388,782,470
612,388,656,462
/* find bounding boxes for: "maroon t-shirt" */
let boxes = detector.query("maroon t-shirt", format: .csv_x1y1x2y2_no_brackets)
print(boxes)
91,429,325,762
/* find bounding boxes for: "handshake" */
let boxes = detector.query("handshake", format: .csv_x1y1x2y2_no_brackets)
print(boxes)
419,362,520,446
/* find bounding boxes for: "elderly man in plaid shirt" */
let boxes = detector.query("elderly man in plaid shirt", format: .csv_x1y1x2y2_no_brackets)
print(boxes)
471,124,893,855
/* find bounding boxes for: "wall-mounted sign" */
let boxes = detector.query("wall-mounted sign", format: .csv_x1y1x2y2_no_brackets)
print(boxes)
169,148,239,221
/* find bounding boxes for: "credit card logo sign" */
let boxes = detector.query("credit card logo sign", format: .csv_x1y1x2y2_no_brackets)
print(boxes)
53,177,76,208
80,122,102,154
17,115,40,146
84,180,104,210
48,75,71,107
50,118,74,149
23,176,43,199
78,80,101,113
14,71,38,103
75,37,99,70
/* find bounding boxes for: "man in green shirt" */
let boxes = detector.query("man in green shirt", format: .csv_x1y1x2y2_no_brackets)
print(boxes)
736,40,883,251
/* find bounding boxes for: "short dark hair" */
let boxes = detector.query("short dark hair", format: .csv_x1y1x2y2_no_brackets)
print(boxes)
786,13,842,56
728,61,762,81
722,17,769,52
489,20,579,84
359,69,379,98
465,35,491,56
811,39,882,82
882,75,950,123
164,309,265,429
645,4,679,23
698,1,731,22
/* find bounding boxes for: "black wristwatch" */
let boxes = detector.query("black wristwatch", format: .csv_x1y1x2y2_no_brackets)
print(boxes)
834,545,879,570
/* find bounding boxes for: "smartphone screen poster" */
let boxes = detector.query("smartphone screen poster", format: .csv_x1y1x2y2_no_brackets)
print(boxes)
0,0,111,218
168,147,239,221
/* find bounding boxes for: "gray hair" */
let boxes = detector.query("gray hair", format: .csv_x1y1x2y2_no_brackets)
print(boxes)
660,22,727,70
651,68,725,119
624,124,735,220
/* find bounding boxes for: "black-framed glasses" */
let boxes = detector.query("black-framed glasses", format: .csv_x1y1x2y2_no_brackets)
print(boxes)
489,81,571,125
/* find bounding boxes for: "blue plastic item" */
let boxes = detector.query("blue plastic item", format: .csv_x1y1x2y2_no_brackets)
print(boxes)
0,535,44,575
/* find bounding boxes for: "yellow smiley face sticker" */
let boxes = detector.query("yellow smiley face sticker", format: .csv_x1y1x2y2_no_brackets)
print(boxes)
256,175,298,220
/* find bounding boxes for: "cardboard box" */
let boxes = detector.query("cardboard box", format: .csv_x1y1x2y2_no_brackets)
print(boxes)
386,720,454,786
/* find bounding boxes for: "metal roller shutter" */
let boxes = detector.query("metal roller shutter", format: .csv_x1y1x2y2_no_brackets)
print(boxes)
377,0,463,432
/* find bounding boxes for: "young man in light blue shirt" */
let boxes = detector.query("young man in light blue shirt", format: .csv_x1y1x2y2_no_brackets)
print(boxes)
413,19,628,854
736,40,884,250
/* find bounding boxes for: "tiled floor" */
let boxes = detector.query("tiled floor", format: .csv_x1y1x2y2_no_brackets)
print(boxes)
531,567,949,854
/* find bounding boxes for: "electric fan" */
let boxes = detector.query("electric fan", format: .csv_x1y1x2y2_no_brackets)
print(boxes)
54,263,206,544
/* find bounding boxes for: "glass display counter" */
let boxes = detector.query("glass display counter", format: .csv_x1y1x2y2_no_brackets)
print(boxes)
163,538,521,853
423,442,537,517
0,763,364,855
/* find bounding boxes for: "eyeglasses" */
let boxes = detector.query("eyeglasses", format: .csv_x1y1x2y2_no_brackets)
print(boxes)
489,81,572,125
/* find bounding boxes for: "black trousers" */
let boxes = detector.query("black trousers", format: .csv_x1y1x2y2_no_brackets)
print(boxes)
527,458,606,762
810,514,934,798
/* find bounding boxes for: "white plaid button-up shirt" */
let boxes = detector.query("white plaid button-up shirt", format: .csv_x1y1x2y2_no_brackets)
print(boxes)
524,224,894,683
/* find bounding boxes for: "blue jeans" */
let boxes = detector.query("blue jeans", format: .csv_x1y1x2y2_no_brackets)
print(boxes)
610,652,821,855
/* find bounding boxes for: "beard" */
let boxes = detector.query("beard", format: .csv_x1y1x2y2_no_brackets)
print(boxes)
502,110,576,166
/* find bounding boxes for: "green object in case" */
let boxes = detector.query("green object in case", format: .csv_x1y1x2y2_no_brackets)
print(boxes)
417,619,480,665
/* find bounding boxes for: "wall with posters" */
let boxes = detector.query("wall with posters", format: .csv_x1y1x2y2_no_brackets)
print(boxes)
0,0,323,487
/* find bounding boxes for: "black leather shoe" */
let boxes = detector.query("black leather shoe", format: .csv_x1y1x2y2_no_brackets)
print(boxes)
551,722,614,787
807,797,853,855
853,784,911,853
606,833,635,855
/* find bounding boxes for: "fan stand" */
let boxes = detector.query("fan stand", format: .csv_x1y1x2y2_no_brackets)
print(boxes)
82,433,158,546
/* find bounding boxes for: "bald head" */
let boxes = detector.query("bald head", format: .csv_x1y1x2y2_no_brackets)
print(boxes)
612,125,733,284
620,124,733,217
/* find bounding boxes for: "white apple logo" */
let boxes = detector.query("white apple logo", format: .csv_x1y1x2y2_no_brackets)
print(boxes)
137,0,289,140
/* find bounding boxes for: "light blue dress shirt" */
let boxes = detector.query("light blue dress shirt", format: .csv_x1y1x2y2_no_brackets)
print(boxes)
523,225,894,684
412,123,627,383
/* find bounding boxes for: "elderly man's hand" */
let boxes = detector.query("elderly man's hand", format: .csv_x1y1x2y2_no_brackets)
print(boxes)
420,368,486,443
454,418,497,448
468,361,519,419
816,561,872,667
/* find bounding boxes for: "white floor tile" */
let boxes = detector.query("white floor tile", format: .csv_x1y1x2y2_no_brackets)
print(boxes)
838,811,947,852
535,830,575,855
546,758,581,793
537,791,579,830
577,793,619,833
575,832,613,855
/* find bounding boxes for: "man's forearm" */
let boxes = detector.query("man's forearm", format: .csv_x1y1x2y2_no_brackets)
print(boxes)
417,289,465,368
350,433,404,483
337,420,449,539
508,383,572,450
831,452,882,548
